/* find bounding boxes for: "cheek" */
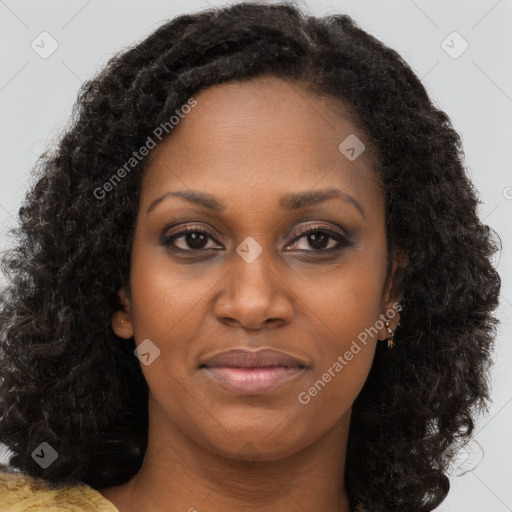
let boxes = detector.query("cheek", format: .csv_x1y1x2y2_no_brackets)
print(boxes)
302,250,386,339
292,256,385,420
128,244,211,340
127,248,212,390
292,294,379,444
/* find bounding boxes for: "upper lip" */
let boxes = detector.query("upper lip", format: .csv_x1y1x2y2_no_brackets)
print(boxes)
200,348,306,369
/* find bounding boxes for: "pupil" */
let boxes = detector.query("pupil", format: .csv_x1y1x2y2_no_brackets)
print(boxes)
309,233,327,249
187,232,207,249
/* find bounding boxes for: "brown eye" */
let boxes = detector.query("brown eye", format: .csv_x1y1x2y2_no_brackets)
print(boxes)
161,224,352,255
287,227,351,252
162,227,222,252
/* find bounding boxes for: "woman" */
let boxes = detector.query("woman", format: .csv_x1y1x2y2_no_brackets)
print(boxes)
0,2,501,511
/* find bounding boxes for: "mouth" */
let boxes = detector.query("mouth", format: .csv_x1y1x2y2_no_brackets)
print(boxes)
199,348,307,395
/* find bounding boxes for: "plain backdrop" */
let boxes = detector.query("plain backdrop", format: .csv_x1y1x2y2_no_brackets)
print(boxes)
0,1,511,509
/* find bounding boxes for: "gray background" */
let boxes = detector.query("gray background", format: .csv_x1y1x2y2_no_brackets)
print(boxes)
0,0,511,509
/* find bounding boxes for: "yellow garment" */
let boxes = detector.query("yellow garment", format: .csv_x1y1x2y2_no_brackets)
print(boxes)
0,469,119,511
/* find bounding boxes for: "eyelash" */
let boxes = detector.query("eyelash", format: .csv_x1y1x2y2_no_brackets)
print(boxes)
161,224,352,255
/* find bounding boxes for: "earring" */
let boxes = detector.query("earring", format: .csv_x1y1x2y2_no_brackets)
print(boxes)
385,318,395,350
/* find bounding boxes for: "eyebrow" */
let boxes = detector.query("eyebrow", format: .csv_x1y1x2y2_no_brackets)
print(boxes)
146,187,365,218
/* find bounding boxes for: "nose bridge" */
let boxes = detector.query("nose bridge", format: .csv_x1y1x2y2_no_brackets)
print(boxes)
214,237,293,329
231,237,278,300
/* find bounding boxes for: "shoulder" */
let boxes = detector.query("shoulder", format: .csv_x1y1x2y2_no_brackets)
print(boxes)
0,469,119,511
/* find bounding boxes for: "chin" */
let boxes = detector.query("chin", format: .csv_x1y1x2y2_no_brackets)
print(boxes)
200,425,310,462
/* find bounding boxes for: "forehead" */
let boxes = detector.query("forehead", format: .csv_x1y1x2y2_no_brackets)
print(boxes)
140,76,382,215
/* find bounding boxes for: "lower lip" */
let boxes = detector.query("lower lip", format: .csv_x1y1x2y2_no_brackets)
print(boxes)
204,366,304,395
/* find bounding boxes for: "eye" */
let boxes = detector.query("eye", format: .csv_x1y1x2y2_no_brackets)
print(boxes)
286,225,351,251
161,224,352,254
162,226,222,252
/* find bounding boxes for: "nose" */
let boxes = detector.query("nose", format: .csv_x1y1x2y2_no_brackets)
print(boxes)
213,249,294,331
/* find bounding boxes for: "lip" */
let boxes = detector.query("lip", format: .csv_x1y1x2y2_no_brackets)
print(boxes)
201,348,306,369
200,348,307,395
204,366,305,395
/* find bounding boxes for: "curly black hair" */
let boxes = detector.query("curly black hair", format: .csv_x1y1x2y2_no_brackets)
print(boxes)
0,2,501,511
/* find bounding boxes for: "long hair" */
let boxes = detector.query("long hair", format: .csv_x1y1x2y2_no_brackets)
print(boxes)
0,3,501,511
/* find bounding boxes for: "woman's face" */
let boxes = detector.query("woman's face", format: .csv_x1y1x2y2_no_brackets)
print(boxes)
113,76,400,461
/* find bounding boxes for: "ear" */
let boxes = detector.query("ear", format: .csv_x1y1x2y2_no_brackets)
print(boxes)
377,250,408,341
111,287,134,339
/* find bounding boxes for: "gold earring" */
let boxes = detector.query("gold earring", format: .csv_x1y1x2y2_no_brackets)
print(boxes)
385,319,395,350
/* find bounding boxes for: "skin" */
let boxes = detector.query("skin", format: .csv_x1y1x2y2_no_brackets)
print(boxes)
99,76,402,512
